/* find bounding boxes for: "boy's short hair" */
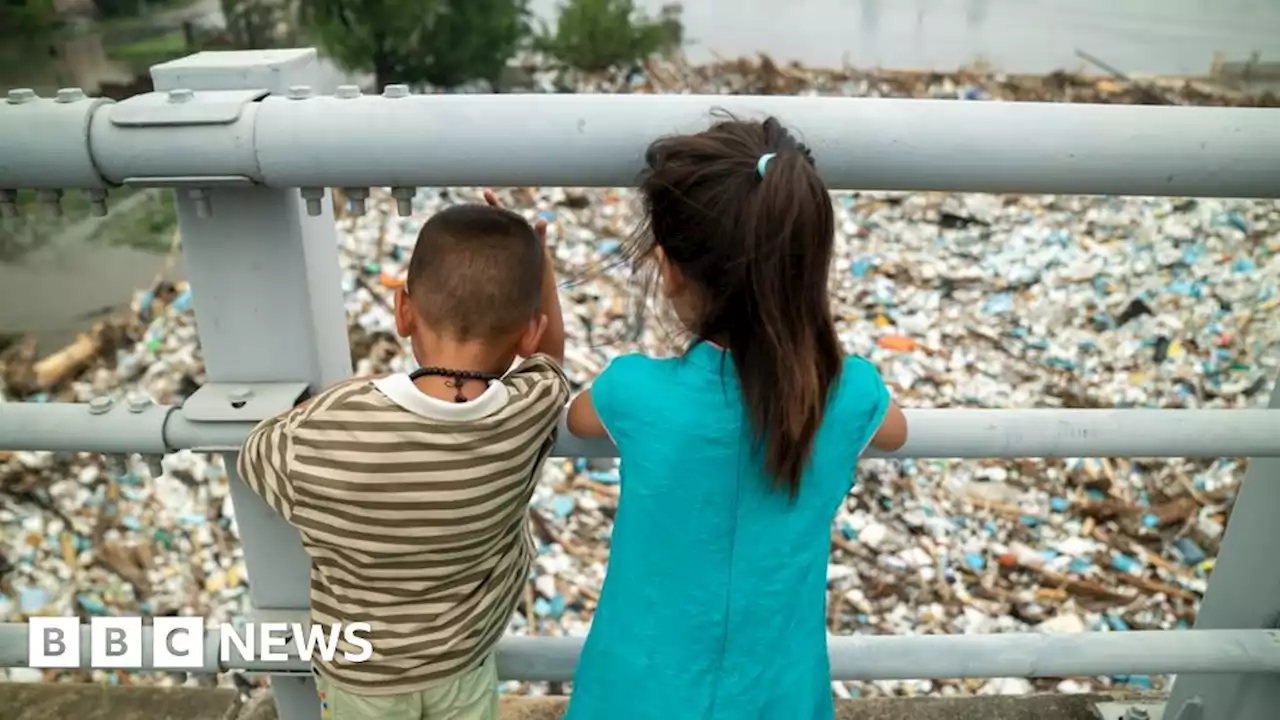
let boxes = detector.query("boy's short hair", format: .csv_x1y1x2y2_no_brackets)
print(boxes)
406,204,545,340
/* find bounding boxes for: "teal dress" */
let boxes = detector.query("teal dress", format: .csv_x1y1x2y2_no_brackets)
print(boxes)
564,343,891,720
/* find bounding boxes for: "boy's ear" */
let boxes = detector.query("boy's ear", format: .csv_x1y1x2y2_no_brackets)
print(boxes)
393,287,414,338
515,313,549,358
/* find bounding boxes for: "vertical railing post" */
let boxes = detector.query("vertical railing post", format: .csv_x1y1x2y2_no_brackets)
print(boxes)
150,49,352,720
1166,379,1280,720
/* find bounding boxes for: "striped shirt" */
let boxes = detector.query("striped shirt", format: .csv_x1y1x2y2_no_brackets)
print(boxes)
236,355,569,695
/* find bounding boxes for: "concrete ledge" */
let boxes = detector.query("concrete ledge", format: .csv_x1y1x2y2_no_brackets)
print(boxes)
1,683,1161,720
4,684,242,720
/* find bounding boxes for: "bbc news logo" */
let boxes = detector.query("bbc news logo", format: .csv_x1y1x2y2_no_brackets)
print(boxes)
28,617,373,668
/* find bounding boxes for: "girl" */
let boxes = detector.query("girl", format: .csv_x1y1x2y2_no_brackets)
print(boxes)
563,115,907,720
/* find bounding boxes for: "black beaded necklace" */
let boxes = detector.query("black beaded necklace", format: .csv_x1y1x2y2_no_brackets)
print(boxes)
409,366,503,403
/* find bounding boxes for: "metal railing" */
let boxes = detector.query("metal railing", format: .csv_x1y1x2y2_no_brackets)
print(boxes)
2,48,1279,720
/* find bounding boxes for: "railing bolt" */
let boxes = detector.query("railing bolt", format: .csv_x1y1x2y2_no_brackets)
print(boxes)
7,88,37,104
126,393,152,413
36,189,63,217
335,85,362,99
86,188,108,217
55,87,86,103
287,85,312,100
0,189,16,218
229,387,255,405
383,84,410,99
392,187,416,216
1123,708,1151,720
189,188,211,218
88,396,114,415
168,88,195,104
300,187,325,216
345,187,368,216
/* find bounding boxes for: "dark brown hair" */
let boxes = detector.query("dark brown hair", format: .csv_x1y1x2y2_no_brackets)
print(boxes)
631,113,842,496
407,204,544,339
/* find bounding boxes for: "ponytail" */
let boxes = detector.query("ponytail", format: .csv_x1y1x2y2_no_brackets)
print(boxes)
636,114,842,496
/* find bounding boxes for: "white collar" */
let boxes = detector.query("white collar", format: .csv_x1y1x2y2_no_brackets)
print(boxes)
372,373,510,421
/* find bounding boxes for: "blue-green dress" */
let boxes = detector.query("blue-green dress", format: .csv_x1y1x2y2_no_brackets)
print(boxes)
564,343,890,720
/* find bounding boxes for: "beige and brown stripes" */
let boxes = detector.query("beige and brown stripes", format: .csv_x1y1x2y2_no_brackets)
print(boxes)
236,356,569,695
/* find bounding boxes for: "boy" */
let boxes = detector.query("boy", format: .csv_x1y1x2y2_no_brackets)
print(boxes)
237,192,568,720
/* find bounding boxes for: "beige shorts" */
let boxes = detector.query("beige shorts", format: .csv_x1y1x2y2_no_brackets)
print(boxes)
316,653,499,720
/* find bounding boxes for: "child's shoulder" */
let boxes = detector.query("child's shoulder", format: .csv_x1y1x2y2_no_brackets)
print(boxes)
827,354,891,427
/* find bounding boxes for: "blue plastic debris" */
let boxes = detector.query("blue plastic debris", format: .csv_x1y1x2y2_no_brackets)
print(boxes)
1234,258,1256,273
1174,537,1207,566
1104,613,1130,631
171,288,192,313
179,513,207,526
1224,211,1249,232
1141,514,1159,529
533,598,552,617
963,552,986,571
549,594,566,617
598,239,621,255
982,293,1015,315
1110,554,1138,573
552,494,576,519
77,593,107,615
1019,515,1040,527
18,588,49,613
122,515,141,531
851,256,874,278
1126,675,1154,689
839,522,857,541
1049,497,1071,513
587,469,619,485
1086,488,1107,502
1068,558,1093,574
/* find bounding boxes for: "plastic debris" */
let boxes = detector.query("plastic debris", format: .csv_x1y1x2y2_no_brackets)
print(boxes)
2,54,1277,701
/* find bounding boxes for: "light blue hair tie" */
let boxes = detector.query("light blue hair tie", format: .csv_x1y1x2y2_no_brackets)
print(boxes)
756,153,777,179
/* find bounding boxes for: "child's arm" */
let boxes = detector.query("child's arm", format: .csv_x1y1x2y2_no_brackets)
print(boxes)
567,390,609,439
535,239,566,364
870,401,907,451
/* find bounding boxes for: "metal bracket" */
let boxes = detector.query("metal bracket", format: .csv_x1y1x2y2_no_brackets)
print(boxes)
122,175,254,189
109,89,268,127
182,382,310,422
1094,701,1167,720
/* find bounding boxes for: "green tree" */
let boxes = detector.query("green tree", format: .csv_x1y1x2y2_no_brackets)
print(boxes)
298,0,530,91
1,0,57,35
537,0,682,73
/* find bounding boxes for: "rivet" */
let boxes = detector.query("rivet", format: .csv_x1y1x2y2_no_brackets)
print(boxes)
168,88,195,104
287,85,312,100
383,84,410,99
7,88,37,104
126,393,152,413
88,396,114,414
55,88,86,103
300,187,325,217
345,188,368,216
335,85,362,99
86,188,108,217
36,189,63,217
391,187,416,216
228,387,255,403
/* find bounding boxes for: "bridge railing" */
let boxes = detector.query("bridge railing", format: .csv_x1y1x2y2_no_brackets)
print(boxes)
2,48,1279,720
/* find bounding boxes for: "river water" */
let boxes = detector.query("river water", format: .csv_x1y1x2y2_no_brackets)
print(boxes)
3,0,1278,357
